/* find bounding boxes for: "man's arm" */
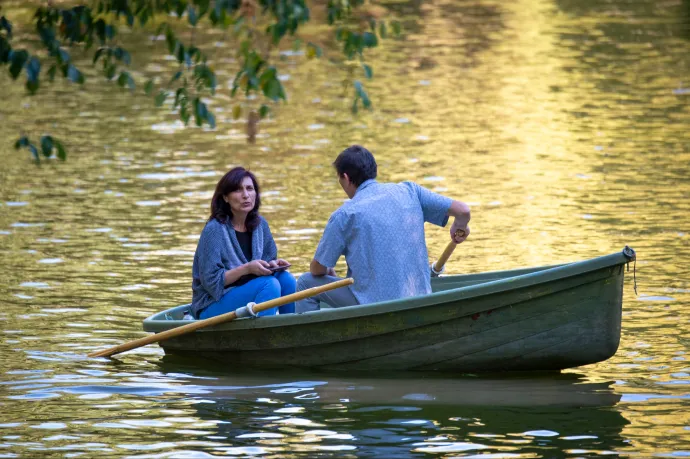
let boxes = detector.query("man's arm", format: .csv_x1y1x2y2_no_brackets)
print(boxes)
310,212,346,276
448,200,471,243
310,258,329,276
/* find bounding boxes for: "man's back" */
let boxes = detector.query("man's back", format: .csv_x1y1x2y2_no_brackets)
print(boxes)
314,179,452,305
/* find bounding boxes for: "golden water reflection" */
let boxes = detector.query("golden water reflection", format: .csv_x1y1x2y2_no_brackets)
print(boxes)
0,0,689,456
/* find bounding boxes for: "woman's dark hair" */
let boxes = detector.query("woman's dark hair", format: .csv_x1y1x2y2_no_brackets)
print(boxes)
333,145,377,187
209,167,261,231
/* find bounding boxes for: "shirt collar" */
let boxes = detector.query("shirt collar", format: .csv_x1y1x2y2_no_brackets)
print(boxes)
354,179,377,196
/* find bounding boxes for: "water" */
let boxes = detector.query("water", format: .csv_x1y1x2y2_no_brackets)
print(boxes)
1,0,689,456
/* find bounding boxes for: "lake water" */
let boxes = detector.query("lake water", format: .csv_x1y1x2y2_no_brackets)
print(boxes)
1,0,689,457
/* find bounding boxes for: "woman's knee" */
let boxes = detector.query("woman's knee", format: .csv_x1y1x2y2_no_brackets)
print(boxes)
277,271,296,293
259,275,281,296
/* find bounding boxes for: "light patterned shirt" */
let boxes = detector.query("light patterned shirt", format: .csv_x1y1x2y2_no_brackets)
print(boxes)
314,179,452,305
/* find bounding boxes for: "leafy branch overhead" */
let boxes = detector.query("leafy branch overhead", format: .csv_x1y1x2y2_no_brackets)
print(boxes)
0,1,401,161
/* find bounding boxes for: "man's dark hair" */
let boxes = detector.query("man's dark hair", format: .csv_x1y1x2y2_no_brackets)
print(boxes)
333,145,377,187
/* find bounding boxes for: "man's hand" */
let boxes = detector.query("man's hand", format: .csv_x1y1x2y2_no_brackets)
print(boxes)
327,267,337,277
450,221,470,244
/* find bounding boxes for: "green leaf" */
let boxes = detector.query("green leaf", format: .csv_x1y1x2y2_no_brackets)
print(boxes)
54,139,67,160
188,6,198,26
57,49,70,65
8,49,28,79
180,105,191,124
26,56,40,80
170,70,182,85
14,136,29,150
391,21,402,36
28,144,39,162
67,65,85,84
362,63,373,79
154,90,167,107
362,32,378,48
26,78,39,94
0,16,13,38
259,104,270,119
232,104,241,120
306,42,322,59
105,63,116,79
144,79,154,95
206,111,216,129
47,64,57,81
174,87,187,108
176,42,185,64
379,22,387,39
117,71,134,89
113,47,131,65
93,47,105,64
40,135,53,157
165,28,176,54
104,24,116,40
354,80,371,109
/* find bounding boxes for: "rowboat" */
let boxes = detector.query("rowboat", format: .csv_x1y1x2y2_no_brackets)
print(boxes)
143,247,636,372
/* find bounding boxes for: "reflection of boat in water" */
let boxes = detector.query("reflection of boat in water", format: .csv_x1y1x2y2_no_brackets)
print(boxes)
161,362,630,457
159,358,621,408
146,249,636,372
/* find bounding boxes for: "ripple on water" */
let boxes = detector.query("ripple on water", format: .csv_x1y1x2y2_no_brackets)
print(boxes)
523,430,559,437
18,282,50,289
413,442,488,453
38,258,63,264
638,295,676,302
30,423,67,430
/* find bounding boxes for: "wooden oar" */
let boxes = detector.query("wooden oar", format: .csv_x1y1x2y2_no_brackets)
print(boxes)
89,278,354,359
432,230,466,275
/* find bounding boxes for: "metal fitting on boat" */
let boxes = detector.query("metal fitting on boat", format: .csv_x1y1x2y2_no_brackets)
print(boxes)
235,302,259,319
622,246,636,260
430,262,445,277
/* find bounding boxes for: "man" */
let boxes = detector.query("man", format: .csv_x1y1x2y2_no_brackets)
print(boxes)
295,145,470,312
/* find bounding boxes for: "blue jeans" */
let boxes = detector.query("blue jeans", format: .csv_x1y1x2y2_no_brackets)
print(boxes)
199,271,296,319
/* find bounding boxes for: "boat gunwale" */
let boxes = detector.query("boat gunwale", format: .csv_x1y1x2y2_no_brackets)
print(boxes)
143,249,633,333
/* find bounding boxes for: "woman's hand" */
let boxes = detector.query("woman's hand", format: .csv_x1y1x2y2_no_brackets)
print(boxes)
246,260,272,276
276,258,290,267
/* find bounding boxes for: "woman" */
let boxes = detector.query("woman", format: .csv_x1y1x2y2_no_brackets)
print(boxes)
191,167,295,319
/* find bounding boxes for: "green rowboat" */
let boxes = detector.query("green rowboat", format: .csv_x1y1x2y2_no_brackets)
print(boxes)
143,247,636,372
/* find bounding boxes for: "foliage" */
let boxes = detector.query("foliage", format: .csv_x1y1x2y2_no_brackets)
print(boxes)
0,1,400,161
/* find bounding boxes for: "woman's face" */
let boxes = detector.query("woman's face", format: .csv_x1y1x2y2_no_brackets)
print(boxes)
225,176,257,216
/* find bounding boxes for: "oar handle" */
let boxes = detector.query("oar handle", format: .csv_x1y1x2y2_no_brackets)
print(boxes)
433,230,466,273
89,277,354,359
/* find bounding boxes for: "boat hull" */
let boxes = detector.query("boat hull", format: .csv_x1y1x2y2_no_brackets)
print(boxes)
143,250,633,372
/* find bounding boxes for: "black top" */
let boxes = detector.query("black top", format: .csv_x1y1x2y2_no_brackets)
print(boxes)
231,229,257,287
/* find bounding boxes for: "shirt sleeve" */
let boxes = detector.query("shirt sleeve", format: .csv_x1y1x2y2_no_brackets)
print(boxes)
404,181,452,227
261,218,278,261
313,211,347,268
196,223,227,302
